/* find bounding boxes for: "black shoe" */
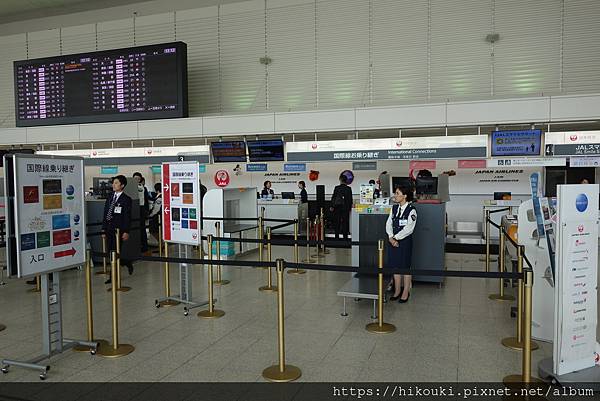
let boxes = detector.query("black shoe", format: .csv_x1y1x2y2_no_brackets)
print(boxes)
104,278,111,285
390,294,401,301
128,265,134,275
398,292,410,303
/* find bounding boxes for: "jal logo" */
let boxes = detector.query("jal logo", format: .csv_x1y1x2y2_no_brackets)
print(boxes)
578,225,585,233
192,233,197,240
570,135,578,142
395,140,403,148
146,149,153,155
311,143,318,150
92,151,98,156
575,193,588,212
575,239,586,246
214,170,230,188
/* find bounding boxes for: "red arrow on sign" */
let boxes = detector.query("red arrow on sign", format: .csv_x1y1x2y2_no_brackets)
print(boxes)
55,248,76,258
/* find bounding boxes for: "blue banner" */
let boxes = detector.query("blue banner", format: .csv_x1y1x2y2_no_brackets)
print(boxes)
151,166,161,174
199,165,206,173
246,163,268,172
284,163,306,172
101,166,118,175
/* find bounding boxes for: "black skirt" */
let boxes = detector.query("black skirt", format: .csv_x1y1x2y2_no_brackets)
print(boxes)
386,236,413,270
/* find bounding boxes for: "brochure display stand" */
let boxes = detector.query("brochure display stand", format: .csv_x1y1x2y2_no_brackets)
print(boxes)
157,162,208,315
1,154,97,380
538,184,600,389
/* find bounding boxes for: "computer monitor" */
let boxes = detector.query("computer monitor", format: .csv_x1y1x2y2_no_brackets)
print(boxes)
282,192,295,199
494,192,512,200
392,176,413,191
415,177,438,195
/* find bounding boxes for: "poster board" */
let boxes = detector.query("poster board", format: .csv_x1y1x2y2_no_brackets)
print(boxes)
360,184,374,205
4,154,86,279
553,184,599,375
162,161,201,245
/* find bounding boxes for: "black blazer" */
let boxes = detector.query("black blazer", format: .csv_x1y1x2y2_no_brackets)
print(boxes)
300,188,308,203
102,192,133,234
261,188,275,197
331,184,353,212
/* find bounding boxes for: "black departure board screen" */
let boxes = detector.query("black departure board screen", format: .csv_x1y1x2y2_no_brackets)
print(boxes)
14,42,188,127
247,140,285,161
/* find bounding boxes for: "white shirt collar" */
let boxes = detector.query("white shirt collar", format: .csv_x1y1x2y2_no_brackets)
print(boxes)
113,191,123,200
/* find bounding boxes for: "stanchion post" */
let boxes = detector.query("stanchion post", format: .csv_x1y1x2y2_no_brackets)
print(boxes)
288,220,306,275
262,259,302,382
28,275,41,293
503,268,542,384
485,210,490,272
214,222,230,285
320,207,330,254
258,216,264,265
157,241,179,307
198,235,225,319
109,228,131,292
260,207,266,249
95,234,109,275
74,250,109,352
302,217,316,263
158,225,163,257
311,216,322,258
502,245,539,351
366,240,396,334
259,227,278,292
97,251,134,358
489,230,514,301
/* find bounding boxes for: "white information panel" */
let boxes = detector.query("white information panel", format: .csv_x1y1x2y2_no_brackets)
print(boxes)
10,154,86,278
162,161,201,245
554,184,599,375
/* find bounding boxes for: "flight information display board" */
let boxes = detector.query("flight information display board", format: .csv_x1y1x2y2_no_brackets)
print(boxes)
14,42,188,127
491,129,542,156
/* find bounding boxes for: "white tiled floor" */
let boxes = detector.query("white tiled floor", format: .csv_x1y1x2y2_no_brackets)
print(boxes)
0,247,552,382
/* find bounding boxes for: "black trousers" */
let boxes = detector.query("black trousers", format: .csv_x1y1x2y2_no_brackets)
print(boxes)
139,207,149,252
105,228,133,270
333,210,350,239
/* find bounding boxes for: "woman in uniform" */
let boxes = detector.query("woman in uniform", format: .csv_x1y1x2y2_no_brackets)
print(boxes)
261,180,275,198
386,185,417,303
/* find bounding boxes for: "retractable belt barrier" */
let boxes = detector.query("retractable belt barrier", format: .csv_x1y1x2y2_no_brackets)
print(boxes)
488,207,512,214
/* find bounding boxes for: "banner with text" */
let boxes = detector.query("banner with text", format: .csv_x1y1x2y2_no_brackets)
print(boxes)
545,131,600,156
162,161,201,245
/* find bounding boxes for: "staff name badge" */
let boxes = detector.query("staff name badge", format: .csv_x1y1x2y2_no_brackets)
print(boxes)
114,206,122,214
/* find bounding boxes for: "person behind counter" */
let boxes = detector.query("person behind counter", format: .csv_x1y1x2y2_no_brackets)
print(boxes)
298,180,308,203
148,182,162,246
261,180,275,198
330,174,353,239
102,175,134,284
386,185,417,303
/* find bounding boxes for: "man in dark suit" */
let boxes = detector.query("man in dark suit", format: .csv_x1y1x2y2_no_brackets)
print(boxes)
102,175,134,285
330,174,353,240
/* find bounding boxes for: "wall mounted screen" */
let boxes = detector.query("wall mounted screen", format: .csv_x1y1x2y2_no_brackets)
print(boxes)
491,129,542,157
14,42,188,127
247,140,285,162
211,141,247,163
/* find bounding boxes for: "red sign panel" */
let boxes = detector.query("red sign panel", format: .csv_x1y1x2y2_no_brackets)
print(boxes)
52,229,72,246
409,160,437,170
171,183,180,197
458,159,487,169
23,186,39,204
162,164,171,241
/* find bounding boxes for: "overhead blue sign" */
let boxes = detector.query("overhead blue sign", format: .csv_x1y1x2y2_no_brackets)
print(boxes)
284,163,306,172
246,163,268,172
100,166,118,175
491,130,542,157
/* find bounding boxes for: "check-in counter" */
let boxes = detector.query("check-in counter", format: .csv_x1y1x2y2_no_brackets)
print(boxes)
258,199,308,234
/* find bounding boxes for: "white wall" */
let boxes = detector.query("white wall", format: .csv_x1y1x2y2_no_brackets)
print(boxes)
1,0,599,128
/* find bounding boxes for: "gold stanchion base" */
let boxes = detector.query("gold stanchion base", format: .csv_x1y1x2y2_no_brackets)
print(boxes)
157,299,180,307
28,287,41,293
502,374,545,385
107,286,132,292
501,337,540,351
287,269,306,275
94,271,109,276
323,249,330,254
488,293,515,301
0,324,6,332
365,322,397,334
213,280,231,286
197,309,225,319
73,339,110,353
259,285,278,292
262,365,302,382
96,343,135,358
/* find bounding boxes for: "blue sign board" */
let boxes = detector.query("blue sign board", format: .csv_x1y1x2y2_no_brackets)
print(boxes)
151,166,161,174
101,166,118,175
246,163,268,172
199,165,206,173
491,130,542,156
284,163,306,172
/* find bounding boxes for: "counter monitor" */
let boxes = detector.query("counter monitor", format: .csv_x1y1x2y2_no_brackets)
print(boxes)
211,141,247,163
416,177,438,195
247,140,285,162
14,42,188,127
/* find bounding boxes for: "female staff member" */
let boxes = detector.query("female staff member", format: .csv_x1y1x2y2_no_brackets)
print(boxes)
298,181,308,203
261,180,275,198
386,185,417,303
148,182,162,245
